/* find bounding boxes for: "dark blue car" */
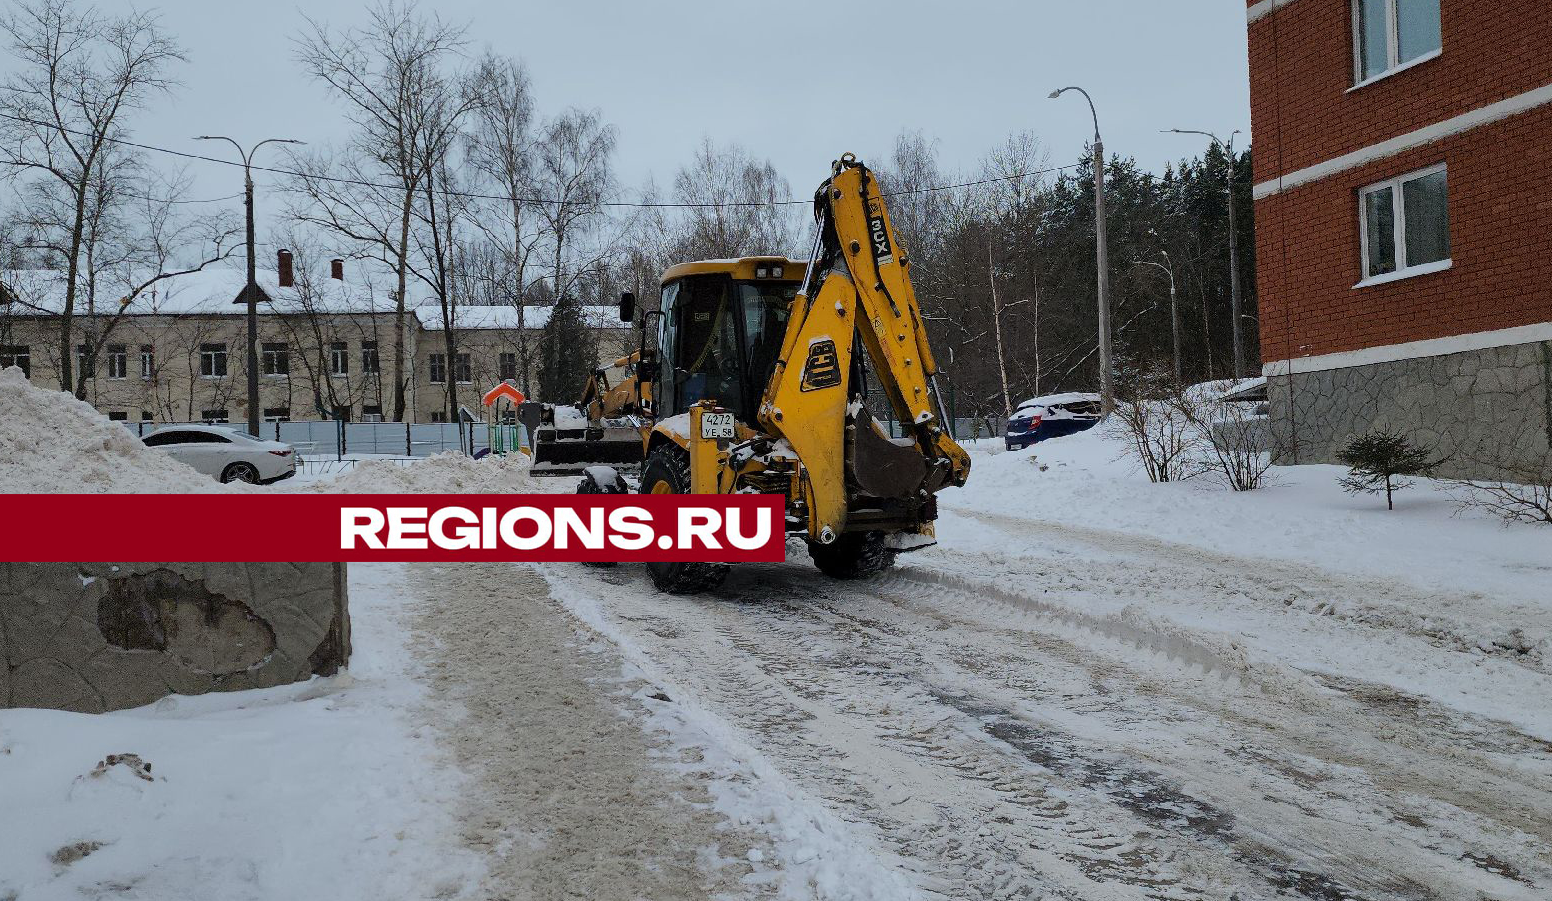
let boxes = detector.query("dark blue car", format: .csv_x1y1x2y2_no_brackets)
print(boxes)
1005,393,1103,450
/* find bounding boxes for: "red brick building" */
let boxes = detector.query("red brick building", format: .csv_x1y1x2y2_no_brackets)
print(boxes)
1248,0,1552,479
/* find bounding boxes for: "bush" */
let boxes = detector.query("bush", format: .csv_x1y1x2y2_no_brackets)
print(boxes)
1335,430,1438,510
1448,451,1552,525
1112,364,1203,484
1176,382,1273,491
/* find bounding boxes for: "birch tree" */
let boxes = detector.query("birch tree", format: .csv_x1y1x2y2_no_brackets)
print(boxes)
0,0,183,391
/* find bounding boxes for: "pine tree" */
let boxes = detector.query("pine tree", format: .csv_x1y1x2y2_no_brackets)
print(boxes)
537,293,595,403
1336,430,1438,510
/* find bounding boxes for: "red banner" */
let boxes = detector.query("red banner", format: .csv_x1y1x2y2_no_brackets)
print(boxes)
0,494,786,563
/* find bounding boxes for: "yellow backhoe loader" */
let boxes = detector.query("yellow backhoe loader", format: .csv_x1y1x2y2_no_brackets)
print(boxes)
579,154,970,592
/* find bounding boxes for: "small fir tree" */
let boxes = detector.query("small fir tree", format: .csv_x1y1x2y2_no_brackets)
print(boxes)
537,293,595,403
1335,430,1438,510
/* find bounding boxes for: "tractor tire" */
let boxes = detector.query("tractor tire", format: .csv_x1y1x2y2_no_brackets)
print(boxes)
639,444,730,594
576,467,624,568
807,531,896,580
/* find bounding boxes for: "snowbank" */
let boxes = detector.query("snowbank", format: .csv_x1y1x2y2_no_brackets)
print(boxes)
954,422,1549,607
300,452,550,494
940,423,1552,735
0,366,220,493
0,366,552,495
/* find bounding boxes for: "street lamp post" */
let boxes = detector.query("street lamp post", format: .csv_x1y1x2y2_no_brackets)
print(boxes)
1132,255,1180,381
1050,86,1112,414
195,135,304,436
1165,128,1245,379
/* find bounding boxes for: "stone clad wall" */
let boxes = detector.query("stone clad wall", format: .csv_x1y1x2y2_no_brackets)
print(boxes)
1270,341,1552,481
1,562,349,713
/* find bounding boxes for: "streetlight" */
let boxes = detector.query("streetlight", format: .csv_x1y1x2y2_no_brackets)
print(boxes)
1050,85,1112,415
1165,128,1245,380
1132,254,1180,381
195,135,305,436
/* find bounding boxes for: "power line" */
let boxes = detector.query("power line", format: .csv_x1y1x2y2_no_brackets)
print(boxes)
120,190,244,205
0,110,1082,209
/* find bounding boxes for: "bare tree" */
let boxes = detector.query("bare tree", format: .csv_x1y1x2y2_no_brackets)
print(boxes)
464,53,540,391
0,0,183,391
530,108,616,312
671,137,797,260
293,0,466,420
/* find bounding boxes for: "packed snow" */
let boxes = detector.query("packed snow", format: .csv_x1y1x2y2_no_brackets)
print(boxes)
0,565,486,901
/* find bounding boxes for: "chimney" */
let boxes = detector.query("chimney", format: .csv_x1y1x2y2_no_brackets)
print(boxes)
330,258,344,281
277,249,294,288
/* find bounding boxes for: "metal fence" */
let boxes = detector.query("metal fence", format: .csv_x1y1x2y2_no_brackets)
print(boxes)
123,419,495,460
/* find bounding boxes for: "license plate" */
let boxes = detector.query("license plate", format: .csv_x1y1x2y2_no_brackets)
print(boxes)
700,412,735,439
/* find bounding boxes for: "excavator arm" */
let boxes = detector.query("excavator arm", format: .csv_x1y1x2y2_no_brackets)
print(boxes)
758,155,970,543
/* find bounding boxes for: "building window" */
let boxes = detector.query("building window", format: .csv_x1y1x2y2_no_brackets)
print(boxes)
107,411,127,421
361,404,383,422
430,410,447,423
330,341,349,376
261,342,289,376
361,340,380,374
1354,0,1441,84
201,408,229,423
200,343,228,378
455,353,471,384
140,411,155,421
105,344,127,380
0,344,29,377
262,407,290,423
76,344,95,378
429,353,446,384
139,345,154,380
332,404,352,422
499,352,518,382
1359,164,1450,283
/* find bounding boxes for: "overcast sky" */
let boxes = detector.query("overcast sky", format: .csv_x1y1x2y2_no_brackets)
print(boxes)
8,0,1253,226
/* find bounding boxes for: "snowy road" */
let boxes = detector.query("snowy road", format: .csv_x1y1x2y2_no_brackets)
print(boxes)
534,513,1552,900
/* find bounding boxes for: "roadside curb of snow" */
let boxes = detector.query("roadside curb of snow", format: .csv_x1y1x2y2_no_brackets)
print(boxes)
531,563,922,901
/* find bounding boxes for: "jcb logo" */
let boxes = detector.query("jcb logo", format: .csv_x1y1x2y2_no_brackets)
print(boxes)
867,204,894,266
800,339,842,391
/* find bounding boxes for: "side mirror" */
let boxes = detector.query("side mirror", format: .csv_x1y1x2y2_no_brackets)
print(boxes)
619,291,635,323
635,360,660,383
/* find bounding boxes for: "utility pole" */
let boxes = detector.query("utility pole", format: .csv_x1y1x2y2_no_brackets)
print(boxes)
1165,128,1246,379
195,135,304,435
1051,86,1112,414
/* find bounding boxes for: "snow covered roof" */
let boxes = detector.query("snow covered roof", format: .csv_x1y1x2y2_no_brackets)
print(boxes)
1015,392,1101,412
413,304,624,331
0,267,392,317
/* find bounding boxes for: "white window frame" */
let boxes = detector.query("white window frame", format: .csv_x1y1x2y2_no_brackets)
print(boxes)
1356,162,1451,289
200,343,227,379
105,344,127,380
139,345,154,380
329,341,349,377
1351,0,1442,90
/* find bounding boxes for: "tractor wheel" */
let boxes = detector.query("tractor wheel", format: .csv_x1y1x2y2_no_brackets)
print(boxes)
807,531,896,580
576,467,624,567
638,444,729,594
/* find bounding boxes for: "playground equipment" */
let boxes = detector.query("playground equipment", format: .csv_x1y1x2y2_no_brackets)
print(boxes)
482,382,530,457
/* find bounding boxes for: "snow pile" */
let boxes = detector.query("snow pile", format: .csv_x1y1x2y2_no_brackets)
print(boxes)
300,452,552,494
0,366,224,493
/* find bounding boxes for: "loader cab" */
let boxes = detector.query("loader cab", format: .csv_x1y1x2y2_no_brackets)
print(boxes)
650,257,805,425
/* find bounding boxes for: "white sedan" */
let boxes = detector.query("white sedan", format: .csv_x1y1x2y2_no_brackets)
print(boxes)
143,424,298,484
